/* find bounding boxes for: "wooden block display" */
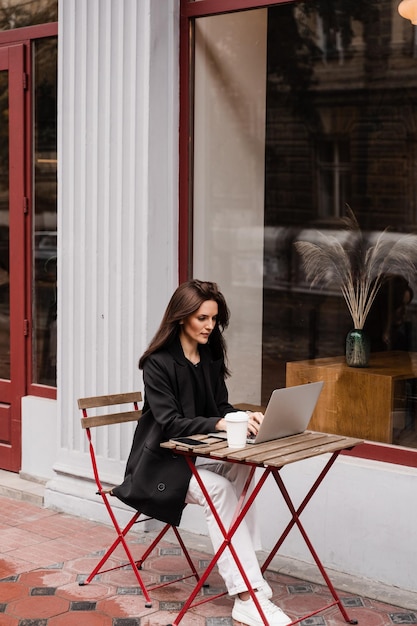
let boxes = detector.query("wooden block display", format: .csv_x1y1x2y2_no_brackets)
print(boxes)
286,351,417,443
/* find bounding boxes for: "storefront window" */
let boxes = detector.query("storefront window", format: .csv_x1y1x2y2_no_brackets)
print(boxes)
191,1,417,448
0,0,57,31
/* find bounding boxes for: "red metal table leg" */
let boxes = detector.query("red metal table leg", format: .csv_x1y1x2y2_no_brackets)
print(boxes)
167,457,272,626
262,452,340,571
167,451,358,626
262,454,358,625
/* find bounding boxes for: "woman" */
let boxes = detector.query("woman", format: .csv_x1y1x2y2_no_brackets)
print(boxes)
113,279,291,626
364,274,414,352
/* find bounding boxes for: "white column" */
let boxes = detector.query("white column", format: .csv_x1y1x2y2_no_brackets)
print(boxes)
44,0,179,521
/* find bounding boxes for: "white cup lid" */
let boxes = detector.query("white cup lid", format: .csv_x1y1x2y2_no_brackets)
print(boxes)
225,411,248,422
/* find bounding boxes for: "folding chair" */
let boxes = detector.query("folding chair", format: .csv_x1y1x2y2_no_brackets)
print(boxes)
78,391,200,607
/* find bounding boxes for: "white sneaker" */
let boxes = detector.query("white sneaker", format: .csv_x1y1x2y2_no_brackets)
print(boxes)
258,579,273,599
232,590,292,626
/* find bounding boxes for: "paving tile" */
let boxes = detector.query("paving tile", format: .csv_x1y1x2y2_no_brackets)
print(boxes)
0,581,28,602
18,570,74,588
0,615,19,626
149,581,192,602
10,539,92,566
101,567,158,589
324,606,394,625
48,612,113,625
0,497,53,526
149,553,198,573
0,492,416,626
30,587,56,596
288,582,315,594
342,596,365,607
1,528,44,552
63,554,120,576
138,608,206,626
6,594,70,618
0,576,19,583
57,580,116,600
0,555,41,579
189,595,232,619
69,600,96,610
389,613,417,624
97,595,157,618
117,587,143,595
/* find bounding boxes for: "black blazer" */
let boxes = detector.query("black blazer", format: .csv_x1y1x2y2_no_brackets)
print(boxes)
112,337,235,526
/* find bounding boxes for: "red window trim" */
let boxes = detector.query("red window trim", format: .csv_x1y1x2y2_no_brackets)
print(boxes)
28,384,56,401
0,22,57,46
28,24,58,400
1,22,58,402
179,8,191,283
178,0,417,469
181,0,292,18
343,443,417,468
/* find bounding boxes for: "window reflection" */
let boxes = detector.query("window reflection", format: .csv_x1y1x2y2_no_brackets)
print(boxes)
316,138,351,218
192,1,417,448
0,0,57,31
365,276,416,445
263,0,417,383
32,37,57,386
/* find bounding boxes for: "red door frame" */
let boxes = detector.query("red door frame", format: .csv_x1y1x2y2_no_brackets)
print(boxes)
178,0,417,468
0,43,26,471
0,22,57,472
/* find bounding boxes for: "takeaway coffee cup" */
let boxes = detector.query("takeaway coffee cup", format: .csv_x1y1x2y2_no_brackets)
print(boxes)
225,411,249,448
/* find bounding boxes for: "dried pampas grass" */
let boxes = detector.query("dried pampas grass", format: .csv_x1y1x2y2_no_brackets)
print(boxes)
294,207,417,329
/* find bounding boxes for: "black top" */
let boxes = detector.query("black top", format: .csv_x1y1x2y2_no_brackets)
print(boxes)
187,359,207,417
112,335,236,526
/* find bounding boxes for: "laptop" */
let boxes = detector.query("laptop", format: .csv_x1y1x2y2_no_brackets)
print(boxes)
214,381,324,445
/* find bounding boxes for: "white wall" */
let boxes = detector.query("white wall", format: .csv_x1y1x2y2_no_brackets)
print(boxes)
43,0,179,513
21,396,57,480
179,453,417,595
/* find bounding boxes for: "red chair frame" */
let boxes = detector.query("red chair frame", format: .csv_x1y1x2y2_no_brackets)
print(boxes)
78,391,200,607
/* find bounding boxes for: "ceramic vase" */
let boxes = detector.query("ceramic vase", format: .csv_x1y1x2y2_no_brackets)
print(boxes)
345,329,370,368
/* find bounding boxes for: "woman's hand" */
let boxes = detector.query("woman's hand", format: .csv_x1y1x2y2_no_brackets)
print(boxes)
215,418,227,432
215,411,264,436
246,411,264,437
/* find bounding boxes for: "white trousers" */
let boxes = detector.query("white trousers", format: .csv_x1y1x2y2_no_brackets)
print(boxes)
185,459,264,596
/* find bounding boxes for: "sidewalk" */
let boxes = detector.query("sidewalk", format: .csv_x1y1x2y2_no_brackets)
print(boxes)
1,471,417,626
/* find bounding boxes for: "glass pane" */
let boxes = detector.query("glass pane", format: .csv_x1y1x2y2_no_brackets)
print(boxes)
32,37,57,386
0,0,57,31
193,9,267,404
0,70,10,380
192,2,417,449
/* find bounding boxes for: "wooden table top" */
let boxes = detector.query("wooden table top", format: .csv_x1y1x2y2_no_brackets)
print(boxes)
287,351,417,380
161,431,363,468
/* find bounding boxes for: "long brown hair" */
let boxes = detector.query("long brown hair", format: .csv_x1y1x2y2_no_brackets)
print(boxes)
139,279,231,375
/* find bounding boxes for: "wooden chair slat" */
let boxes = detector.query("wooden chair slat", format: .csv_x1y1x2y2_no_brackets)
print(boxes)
80,410,141,429
77,389,199,596
78,391,142,410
